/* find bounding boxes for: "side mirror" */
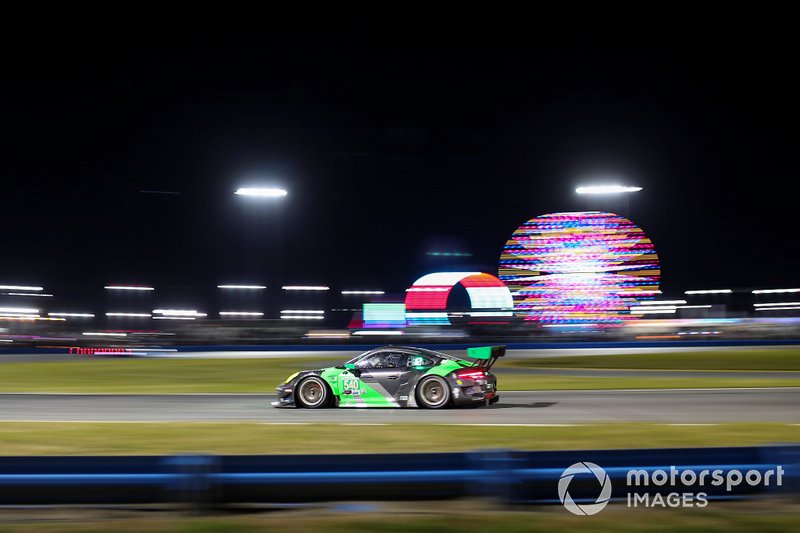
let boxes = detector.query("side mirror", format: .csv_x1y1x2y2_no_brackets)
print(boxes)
344,363,356,370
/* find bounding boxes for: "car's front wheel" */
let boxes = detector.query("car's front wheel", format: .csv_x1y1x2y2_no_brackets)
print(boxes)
416,376,450,409
296,376,330,408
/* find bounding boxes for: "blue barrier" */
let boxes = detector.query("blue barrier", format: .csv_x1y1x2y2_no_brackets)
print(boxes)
0,445,797,506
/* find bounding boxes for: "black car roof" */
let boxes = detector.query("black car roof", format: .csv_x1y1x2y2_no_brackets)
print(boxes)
380,345,462,361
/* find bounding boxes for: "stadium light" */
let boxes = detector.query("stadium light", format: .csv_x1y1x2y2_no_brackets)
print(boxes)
576,185,642,195
235,187,287,198
217,284,267,290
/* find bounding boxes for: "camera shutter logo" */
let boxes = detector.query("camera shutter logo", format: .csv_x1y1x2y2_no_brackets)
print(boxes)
558,462,612,515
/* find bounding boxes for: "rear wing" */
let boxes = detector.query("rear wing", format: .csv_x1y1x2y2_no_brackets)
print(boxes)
466,345,506,369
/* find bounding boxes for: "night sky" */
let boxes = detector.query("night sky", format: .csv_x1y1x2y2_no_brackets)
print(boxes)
2,23,798,310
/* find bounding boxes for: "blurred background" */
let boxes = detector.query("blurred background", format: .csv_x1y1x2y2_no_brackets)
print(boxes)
1,10,799,532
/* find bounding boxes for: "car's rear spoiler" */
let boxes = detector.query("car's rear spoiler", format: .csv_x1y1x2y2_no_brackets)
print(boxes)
466,345,506,369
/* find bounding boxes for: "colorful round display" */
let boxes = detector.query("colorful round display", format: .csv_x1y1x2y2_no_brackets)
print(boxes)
499,211,660,326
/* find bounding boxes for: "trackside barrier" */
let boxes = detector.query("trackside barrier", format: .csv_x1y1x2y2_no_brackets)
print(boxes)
0,446,798,506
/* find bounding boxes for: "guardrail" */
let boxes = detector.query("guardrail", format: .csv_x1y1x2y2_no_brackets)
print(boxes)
1,445,798,506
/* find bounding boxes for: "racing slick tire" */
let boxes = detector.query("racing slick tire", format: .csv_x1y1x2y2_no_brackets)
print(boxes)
416,375,451,409
295,376,330,408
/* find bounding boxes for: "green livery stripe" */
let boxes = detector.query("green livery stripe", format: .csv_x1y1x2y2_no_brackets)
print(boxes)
320,367,347,396
424,360,462,377
319,366,398,407
339,380,397,407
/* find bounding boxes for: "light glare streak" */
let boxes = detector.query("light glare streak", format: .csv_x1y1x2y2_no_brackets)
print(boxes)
684,289,732,295
752,288,800,294
305,331,351,338
341,290,385,295
152,309,206,316
0,307,38,314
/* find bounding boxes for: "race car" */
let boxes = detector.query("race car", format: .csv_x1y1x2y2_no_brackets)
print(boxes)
272,345,504,408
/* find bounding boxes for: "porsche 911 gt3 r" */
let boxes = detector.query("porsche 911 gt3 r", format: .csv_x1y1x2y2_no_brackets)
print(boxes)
272,345,504,409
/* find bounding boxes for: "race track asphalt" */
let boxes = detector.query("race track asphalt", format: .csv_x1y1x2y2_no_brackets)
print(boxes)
2,388,798,424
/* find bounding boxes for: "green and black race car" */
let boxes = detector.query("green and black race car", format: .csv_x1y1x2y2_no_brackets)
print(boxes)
272,345,503,409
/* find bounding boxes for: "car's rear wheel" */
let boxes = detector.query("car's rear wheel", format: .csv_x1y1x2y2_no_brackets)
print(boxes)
416,376,450,409
296,376,329,408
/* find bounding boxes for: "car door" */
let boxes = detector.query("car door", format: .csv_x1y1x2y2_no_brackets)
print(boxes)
357,351,411,399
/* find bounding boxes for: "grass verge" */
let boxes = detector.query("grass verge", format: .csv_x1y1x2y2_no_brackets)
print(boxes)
1,501,799,532
505,348,800,371
0,422,798,455
1,356,798,393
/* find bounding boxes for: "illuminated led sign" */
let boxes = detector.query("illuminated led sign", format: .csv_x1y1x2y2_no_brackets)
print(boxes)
363,303,407,328
404,272,513,325
499,211,660,326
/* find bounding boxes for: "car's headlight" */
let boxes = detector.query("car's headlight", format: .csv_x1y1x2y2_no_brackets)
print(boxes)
283,372,299,384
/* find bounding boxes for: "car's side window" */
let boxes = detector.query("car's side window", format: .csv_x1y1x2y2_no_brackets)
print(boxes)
382,352,407,369
354,351,408,369
408,355,433,367
354,352,384,369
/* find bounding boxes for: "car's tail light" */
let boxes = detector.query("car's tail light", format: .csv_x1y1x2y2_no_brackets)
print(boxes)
455,369,487,380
